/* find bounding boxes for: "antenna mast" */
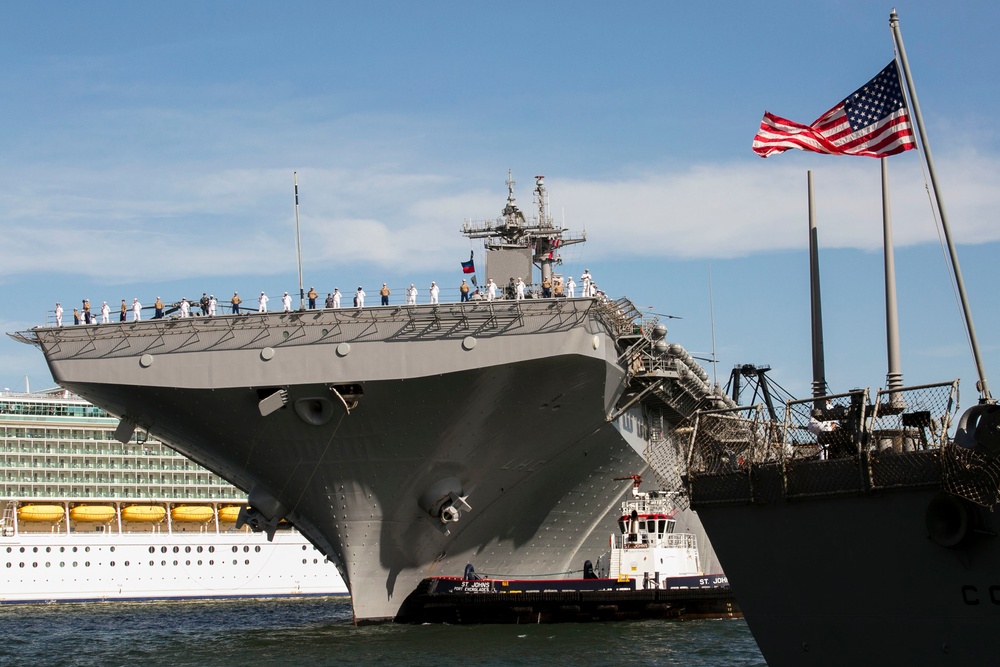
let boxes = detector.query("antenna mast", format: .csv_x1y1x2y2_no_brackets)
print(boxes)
293,172,305,310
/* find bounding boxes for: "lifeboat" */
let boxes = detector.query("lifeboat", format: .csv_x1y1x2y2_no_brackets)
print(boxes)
17,504,65,523
217,506,243,523
170,505,214,523
121,505,166,523
69,505,116,523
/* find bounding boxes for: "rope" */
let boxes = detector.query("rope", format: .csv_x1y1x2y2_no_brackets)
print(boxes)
910,102,975,370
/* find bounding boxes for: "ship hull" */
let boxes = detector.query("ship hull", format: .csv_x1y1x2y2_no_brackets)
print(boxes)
1,530,347,603
697,486,1000,666
55,361,645,620
24,302,693,621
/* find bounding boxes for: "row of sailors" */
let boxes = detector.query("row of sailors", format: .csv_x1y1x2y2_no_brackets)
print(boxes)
53,271,599,325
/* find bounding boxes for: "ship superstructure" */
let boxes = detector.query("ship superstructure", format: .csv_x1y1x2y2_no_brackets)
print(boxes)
604,476,703,586
0,389,347,603
461,172,586,296
11,174,726,621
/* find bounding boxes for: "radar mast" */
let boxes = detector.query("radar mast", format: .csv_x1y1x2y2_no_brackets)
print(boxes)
461,172,586,290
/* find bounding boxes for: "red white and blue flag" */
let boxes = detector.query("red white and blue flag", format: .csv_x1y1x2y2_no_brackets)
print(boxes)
461,251,475,274
752,61,916,158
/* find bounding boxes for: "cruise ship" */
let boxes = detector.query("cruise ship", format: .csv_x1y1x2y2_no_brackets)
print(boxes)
0,388,348,603
11,174,728,621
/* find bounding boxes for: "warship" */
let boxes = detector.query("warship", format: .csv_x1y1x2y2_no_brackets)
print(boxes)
673,13,1000,666
11,174,729,622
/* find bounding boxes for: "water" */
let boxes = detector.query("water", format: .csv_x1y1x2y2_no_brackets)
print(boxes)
0,597,766,667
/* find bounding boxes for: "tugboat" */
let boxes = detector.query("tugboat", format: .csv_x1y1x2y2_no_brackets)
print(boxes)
395,476,738,623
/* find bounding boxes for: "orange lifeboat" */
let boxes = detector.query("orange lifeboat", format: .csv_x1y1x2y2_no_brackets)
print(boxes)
17,504,64,523
69,505,116,523
121,505,167,523
170,505,214,523
217,506,243,523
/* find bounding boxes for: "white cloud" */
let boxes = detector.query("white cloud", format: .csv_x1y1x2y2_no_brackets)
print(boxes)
3,152,999,284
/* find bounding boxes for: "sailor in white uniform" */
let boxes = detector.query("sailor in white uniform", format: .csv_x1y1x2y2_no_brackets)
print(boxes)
258,291,269,313
429,281,439,304
515,277,525,300
282,291,292,312
180,298,190,317
208,295,217,316
486,279,496,301
406,284,417,305
100,301,110,324
132,298,142,321
333,288,341,308
355,287,365,307
581,269,592,297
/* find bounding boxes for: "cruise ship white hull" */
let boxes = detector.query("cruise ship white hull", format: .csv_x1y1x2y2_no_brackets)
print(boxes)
2,529,347,604
19,300,717,621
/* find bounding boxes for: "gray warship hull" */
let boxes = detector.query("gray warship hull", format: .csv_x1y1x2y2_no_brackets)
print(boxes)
17,298,715,621
683,383,1000,666
697,484,1000,666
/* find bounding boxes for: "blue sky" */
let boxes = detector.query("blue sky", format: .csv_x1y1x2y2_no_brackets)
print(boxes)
2,2,999,406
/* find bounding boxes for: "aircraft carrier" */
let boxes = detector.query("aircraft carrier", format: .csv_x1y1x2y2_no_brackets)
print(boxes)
11,174,728,621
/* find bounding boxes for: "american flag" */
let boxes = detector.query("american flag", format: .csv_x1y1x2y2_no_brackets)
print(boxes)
752,61,916,158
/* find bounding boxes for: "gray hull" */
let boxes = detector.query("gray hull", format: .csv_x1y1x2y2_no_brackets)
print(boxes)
697,486,1000,666
685,388,1000,667
18,299,713,621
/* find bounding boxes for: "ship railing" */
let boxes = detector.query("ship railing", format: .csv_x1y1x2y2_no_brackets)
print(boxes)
685,381,981,505
782,388,873,462
683,403,786,506
592,296,643,338
0,501,16,536
28,286,599,330
621,495,681,515
16,299,607,360
686,404,780,470
868,380,960,453
612,532,697,550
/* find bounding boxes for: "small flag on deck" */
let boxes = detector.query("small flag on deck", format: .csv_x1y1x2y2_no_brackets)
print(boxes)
752,60,916,159
461,251,475,274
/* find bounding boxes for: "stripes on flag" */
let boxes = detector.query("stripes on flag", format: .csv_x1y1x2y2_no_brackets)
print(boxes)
752,61,916,159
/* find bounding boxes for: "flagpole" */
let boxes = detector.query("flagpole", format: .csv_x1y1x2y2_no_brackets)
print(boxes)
807,170,828,403
293,172,305,311
881,158,905,408
890,9,992,402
